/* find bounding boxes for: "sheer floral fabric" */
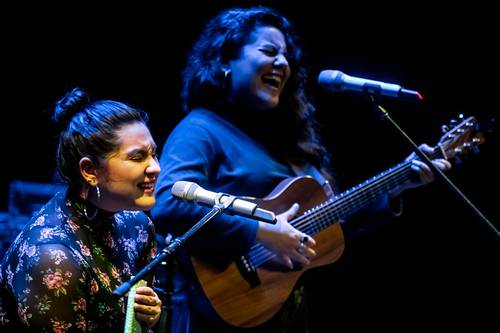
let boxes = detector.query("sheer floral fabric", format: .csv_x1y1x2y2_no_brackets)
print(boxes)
0,191,157,332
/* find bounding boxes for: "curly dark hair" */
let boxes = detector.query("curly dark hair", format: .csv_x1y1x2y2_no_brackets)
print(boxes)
181,6,333,181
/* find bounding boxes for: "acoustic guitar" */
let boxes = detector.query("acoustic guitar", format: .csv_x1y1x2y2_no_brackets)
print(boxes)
191,116,484,328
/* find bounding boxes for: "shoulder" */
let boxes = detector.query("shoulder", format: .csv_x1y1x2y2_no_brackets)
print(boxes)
184,107,222,122
14,195,72,249
0,196,80,273
164,108,228,156
25,221,71,247
172,108,232,134
25,191,68,230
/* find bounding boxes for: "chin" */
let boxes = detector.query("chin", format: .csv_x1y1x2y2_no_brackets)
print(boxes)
257,99,279,111
135,197,156,211
267,96,280,109
254,92,280,110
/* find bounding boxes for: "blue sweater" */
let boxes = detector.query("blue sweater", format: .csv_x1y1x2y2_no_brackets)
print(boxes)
152,108,299,264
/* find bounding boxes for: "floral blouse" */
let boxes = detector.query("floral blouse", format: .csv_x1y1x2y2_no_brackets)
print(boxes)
0,191,157,332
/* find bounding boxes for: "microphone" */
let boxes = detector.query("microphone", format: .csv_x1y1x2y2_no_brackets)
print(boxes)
171,181,276,224
318,70,423,102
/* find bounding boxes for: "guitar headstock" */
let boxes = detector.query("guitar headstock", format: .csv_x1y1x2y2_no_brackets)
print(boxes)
437,115,485,162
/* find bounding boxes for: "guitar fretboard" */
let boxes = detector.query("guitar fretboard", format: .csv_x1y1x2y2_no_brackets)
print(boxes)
249,149,443,267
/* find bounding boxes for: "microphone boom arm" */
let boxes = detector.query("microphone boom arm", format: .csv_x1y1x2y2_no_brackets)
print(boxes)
370,96,498,238
113,194,237,298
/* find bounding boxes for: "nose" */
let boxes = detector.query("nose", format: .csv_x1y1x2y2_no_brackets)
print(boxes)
273,53,289,68
146,156,161,176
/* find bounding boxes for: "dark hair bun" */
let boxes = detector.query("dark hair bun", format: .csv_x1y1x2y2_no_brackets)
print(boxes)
52,87,90,128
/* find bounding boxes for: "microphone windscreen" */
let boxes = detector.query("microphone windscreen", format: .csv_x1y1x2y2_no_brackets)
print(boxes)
317,70,344,89
171,181,198,200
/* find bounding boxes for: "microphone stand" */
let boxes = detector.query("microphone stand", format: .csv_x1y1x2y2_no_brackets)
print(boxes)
368,94,499,238
113,194,239,298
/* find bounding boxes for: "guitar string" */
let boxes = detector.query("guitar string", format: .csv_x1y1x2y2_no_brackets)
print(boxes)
248,147,446,265
248,160,414,265
248,149,445,265
295,148,454,238
294,162,414,231
247,118,475,265
249,169,412,264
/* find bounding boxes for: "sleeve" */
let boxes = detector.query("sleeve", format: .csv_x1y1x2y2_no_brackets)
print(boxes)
10,243,88,331
371,193,403,218
150,121,258,264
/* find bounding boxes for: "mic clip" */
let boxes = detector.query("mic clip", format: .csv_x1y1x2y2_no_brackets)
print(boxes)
214,193,237,210
216,193,276,224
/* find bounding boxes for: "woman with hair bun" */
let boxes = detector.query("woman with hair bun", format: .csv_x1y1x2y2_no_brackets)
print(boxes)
0,87,163,331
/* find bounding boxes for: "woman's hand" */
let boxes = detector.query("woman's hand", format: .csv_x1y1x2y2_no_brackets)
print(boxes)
257,203,316,269
134,286,162,328
391,144,452,198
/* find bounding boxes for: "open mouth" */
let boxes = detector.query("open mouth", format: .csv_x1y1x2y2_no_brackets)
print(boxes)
262,74,282,89
138,182,155,192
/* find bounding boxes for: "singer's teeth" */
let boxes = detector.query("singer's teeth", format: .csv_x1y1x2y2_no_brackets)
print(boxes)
139,183,154,189
262,75,281,88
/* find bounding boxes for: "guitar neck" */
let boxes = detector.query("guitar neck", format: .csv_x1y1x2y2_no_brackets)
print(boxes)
248,148,448,267
293,148,443,234
311,162,412,220
248,160,416,267
299,160,412,229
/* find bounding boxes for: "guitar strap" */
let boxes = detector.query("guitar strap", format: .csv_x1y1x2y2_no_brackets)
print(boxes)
289,163,335,198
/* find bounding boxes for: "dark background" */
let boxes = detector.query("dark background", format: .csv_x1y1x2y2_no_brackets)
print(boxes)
1,1,498,330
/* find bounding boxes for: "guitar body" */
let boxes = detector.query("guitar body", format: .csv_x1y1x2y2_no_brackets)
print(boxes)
191,176,345,328
190,115,483,328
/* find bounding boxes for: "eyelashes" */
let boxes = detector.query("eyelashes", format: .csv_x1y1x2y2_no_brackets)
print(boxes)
129,152,159,162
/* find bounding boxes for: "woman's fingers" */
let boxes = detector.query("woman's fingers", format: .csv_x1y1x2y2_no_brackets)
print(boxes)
282,203,300,221
134,287,162,327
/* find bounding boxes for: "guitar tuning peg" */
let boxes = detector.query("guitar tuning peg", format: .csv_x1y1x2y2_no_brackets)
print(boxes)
441,124,449,133
449,119,458,126
458,113,465,119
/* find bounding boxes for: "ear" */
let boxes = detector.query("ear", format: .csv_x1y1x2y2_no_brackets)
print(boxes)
79,157,98,185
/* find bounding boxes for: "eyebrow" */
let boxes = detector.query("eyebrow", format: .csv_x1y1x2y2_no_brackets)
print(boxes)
261,42,287,52
125,145,157,155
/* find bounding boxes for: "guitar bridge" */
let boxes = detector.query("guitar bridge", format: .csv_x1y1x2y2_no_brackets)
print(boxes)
235,255,260,288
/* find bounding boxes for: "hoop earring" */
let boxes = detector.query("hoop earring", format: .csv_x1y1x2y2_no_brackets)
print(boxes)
84,184,100,220
222,69,231,91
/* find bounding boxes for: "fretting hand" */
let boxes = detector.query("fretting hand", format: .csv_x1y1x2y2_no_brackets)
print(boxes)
391,144,452,198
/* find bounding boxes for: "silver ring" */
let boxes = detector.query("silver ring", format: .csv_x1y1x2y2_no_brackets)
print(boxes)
300,235,309,243
297,241,306,254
